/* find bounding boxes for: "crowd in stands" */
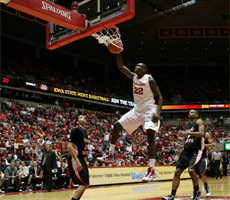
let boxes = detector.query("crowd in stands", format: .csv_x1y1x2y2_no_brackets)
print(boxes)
1,54,132,100
1,54,229,104
0,98,229,193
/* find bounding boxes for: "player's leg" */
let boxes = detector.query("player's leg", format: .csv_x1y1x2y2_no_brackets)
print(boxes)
189,152,203,200
162,168,185,200
142,106,160,182
189,168,202,200
72,185,87,200
142,129,157,182
200,159,211,197
97,108,140,163
201,173,211,196
70,158,89,200
162,150,191,200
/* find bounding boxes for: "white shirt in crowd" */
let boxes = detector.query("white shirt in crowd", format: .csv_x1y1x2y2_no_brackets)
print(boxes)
36,152,43,161
23,138,30,144
104,133,110,142
126,145,132,153
21,165,29,177
88,144,95,151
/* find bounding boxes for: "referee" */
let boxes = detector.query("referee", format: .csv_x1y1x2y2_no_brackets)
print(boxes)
212,147,222,179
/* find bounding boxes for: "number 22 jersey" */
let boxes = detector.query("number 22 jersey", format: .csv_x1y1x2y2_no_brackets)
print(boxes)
133,74,155,108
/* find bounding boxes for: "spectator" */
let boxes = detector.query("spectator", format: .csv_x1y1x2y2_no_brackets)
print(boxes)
18,149,27,163
6,154,13,164
29,161,42,190
36,149,43,164
103,131,110,150
3,161,20,192
20,161,31,191
0,169,4,193
52,171,59,189
27,149,38,161
58,162,70,189
0,159,7,173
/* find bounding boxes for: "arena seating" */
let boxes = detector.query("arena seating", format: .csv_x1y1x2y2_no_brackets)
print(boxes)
1,55,228,104
0,98,229,192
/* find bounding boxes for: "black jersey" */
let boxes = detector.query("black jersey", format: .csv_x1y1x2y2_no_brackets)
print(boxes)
68,126,90,158
184,120,205,152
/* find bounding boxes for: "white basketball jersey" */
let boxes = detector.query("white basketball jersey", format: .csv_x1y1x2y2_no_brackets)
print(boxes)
133,74,155,107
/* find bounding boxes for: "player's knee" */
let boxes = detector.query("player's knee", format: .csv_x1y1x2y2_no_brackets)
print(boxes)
80,185,88,189
188,168,195,174
174,169,182,178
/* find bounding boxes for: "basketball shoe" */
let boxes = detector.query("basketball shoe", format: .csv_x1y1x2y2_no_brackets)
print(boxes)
192,190,202,200
190,186,210,199
142,167,157,182
162,195,175,200
205,186,211,197
97,152,114,163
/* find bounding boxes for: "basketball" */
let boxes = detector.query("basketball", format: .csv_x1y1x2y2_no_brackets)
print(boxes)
107,39,123,54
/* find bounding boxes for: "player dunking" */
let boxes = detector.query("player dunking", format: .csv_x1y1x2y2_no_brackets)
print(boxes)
97,53,163,182
67,115,90,200
163,110,205,200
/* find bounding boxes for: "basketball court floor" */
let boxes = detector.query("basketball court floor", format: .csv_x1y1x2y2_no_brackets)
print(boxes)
0,177,229,200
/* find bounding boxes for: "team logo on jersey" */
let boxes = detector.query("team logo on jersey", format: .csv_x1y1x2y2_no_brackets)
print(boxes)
133,81,146,86
186,127,194,132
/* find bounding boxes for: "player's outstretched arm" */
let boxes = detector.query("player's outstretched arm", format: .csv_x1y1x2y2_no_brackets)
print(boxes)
116,53,135,79
149,77,163,120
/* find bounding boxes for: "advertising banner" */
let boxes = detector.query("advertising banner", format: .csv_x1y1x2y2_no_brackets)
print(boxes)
85,166,190,186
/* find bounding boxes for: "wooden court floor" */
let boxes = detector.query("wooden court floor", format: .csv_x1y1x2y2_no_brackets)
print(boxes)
0,177,229,200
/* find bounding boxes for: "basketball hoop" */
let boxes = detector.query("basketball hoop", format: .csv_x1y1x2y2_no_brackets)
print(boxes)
92,26,123,53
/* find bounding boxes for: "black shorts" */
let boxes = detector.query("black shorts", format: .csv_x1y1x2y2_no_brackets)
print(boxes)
176,150,203,171
68,156,89,186
199,158,207,174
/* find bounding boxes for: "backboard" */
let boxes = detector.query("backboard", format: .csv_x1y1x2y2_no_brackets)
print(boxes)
46,0,135,50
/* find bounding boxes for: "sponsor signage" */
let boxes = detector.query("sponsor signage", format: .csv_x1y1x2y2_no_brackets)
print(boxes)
26,82,36,87
163,104,230,110
1,78,229,109
41,1,71,20
225,143,230,150
2,0,85,30
84,166,190,186
39,84,49,91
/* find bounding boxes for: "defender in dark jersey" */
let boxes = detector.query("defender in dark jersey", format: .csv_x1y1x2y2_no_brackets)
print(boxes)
190,132,214,199
67,115,90,200
162,110,205,200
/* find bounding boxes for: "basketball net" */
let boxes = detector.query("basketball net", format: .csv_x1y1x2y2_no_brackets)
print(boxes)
92,26,123,51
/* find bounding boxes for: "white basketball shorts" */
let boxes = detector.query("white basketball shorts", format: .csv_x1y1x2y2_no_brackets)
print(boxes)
118,104,160,134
